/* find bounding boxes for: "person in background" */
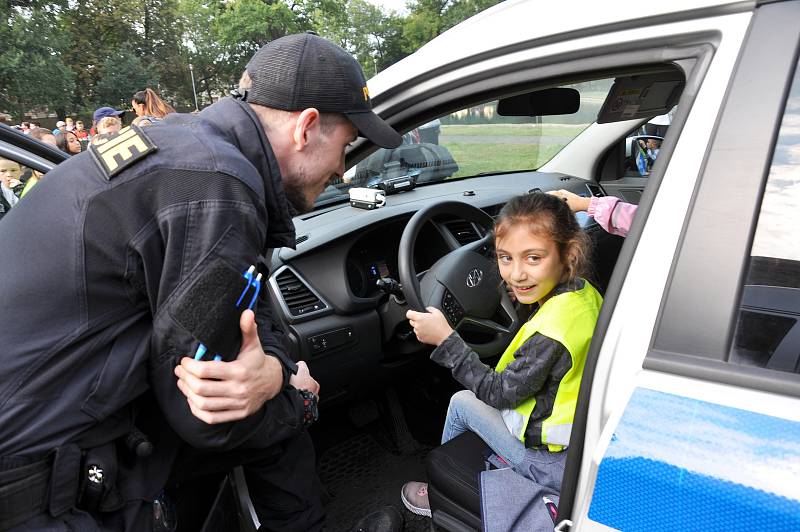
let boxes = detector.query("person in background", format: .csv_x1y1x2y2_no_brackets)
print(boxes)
27,127,57,147
93,115,122,139
549,189,637,237
18,129,57,198
56,130,82,155
73,120,88,138
20,122,31,134
0,158,24,220
52,120,66,135
65,117,75,132
132,88,176,123
91,106,125,138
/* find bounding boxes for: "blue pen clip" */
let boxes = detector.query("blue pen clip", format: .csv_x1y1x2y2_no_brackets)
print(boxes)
247,273,262,310
235,265,256,307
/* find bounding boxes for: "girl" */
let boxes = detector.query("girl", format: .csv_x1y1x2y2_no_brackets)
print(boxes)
131,88,176,122
56,130,82,156
401,193,603,517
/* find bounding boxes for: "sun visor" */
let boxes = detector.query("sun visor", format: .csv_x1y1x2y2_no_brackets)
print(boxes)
597,72,684,124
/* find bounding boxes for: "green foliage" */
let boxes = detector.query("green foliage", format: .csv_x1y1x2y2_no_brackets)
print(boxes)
1,2,75,120
94,51,159,109
402,0,500,53
316,0,406,75
1,0,500,121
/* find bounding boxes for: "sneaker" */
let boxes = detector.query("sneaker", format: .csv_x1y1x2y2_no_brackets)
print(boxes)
400,481,431,518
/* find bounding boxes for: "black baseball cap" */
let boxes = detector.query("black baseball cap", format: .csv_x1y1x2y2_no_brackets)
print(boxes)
243,32,401,149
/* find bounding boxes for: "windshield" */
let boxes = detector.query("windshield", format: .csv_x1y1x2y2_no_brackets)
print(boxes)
316,78,615,207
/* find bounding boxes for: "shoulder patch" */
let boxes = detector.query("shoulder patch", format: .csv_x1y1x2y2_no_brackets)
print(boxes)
89,125,157,179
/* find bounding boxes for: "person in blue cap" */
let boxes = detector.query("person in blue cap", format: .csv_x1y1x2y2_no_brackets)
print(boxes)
90,106,125,138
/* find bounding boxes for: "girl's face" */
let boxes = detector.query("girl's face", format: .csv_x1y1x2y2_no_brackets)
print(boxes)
496,224,566,305
132,100,145,117
66,133,81,154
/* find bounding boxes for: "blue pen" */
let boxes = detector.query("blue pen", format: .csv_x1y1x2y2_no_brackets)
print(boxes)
193,343,207,361
247,273,262,310
235,265,256,307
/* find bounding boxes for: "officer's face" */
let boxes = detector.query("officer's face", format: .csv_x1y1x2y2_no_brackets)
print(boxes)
284,120,357,213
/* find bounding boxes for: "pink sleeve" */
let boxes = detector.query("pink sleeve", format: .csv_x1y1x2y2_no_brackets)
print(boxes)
587,196,637,237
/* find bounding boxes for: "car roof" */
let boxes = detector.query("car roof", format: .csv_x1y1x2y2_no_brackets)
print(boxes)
369,0,746,97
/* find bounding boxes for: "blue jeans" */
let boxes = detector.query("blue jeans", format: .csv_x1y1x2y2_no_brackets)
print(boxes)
441,390,527,468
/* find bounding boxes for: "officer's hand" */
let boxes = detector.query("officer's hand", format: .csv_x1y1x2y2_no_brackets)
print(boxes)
175,309,284,424
289,361,320,397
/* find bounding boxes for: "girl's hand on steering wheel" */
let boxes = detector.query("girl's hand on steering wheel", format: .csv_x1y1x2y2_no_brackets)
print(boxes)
406,307,453,347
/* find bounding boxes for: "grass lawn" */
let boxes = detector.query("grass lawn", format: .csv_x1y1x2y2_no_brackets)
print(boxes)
446,142,567,178
442,123,587,138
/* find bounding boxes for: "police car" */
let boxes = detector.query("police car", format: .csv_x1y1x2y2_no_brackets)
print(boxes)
3,0,799,530
270,0,800,530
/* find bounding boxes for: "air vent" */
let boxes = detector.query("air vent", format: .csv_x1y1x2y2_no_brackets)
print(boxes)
275,268,326,317
295,234,309,245
443,219,481,246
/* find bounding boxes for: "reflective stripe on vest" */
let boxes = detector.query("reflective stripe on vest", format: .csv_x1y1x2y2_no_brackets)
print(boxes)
494,280,602,452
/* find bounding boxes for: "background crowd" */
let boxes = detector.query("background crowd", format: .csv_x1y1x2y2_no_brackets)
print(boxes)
1,88,176,219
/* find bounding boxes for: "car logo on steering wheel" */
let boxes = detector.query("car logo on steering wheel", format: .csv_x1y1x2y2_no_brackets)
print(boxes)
466,268,483,288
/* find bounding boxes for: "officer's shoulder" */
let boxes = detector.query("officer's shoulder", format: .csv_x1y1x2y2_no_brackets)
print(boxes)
88,125,157,180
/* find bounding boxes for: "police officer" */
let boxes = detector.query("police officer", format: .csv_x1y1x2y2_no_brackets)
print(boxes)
0,33,400,531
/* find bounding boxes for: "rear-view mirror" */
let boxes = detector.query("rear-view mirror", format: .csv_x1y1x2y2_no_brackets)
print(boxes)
497,88,580,117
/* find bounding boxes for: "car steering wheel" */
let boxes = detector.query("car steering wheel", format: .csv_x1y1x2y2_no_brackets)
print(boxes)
398,201,520,357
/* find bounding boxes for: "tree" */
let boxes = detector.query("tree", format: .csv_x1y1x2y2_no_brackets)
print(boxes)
402,0,500,53
0,1,75,121
94,51,158,109
59,0,143,111
314,0,406,77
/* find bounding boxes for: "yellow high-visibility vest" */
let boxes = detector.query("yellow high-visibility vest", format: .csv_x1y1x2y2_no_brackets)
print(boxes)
495,280,602,452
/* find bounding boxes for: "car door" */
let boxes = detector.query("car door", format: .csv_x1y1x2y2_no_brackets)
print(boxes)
562,3,800,530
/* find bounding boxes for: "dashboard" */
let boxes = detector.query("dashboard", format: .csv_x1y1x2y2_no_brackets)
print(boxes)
265,170,621,404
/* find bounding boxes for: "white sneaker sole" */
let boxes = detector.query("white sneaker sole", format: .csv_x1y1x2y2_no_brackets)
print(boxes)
401,489,432,518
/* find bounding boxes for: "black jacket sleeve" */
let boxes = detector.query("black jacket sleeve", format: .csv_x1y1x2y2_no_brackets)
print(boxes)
430,331,569,410
140,173,303,451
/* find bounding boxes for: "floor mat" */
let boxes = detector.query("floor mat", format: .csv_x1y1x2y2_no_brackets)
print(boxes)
319,433,432,532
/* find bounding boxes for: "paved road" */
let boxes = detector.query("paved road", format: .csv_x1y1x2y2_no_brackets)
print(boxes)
439,134,574,144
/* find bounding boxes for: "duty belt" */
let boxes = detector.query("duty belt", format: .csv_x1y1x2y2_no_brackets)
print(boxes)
0,444,81,531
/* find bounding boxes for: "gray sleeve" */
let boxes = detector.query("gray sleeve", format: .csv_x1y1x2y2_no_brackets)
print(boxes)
430,331,569,410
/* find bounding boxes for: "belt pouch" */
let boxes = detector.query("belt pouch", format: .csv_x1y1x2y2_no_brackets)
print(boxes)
48,444,82,517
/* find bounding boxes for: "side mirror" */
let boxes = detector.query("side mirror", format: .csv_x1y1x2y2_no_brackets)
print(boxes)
624,135,663,176
497,88,580,116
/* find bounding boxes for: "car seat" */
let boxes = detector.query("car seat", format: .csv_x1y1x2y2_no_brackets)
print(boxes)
425,431,486,531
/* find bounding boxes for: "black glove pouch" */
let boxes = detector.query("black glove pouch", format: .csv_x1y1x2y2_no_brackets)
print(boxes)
167,256,249,361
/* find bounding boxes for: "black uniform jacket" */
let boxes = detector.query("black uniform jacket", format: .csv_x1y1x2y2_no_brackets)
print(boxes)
0,98,304,468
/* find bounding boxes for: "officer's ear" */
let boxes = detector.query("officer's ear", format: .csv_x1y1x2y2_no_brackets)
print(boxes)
291,108,321,151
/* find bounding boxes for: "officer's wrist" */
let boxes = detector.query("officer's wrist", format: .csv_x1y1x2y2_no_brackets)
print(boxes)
296,389,319,428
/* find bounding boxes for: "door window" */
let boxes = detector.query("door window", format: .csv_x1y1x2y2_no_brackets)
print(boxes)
730,59,800,373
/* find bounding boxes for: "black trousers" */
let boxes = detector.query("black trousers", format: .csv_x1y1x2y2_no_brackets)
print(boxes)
170,430,325,532
7,431,325,532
